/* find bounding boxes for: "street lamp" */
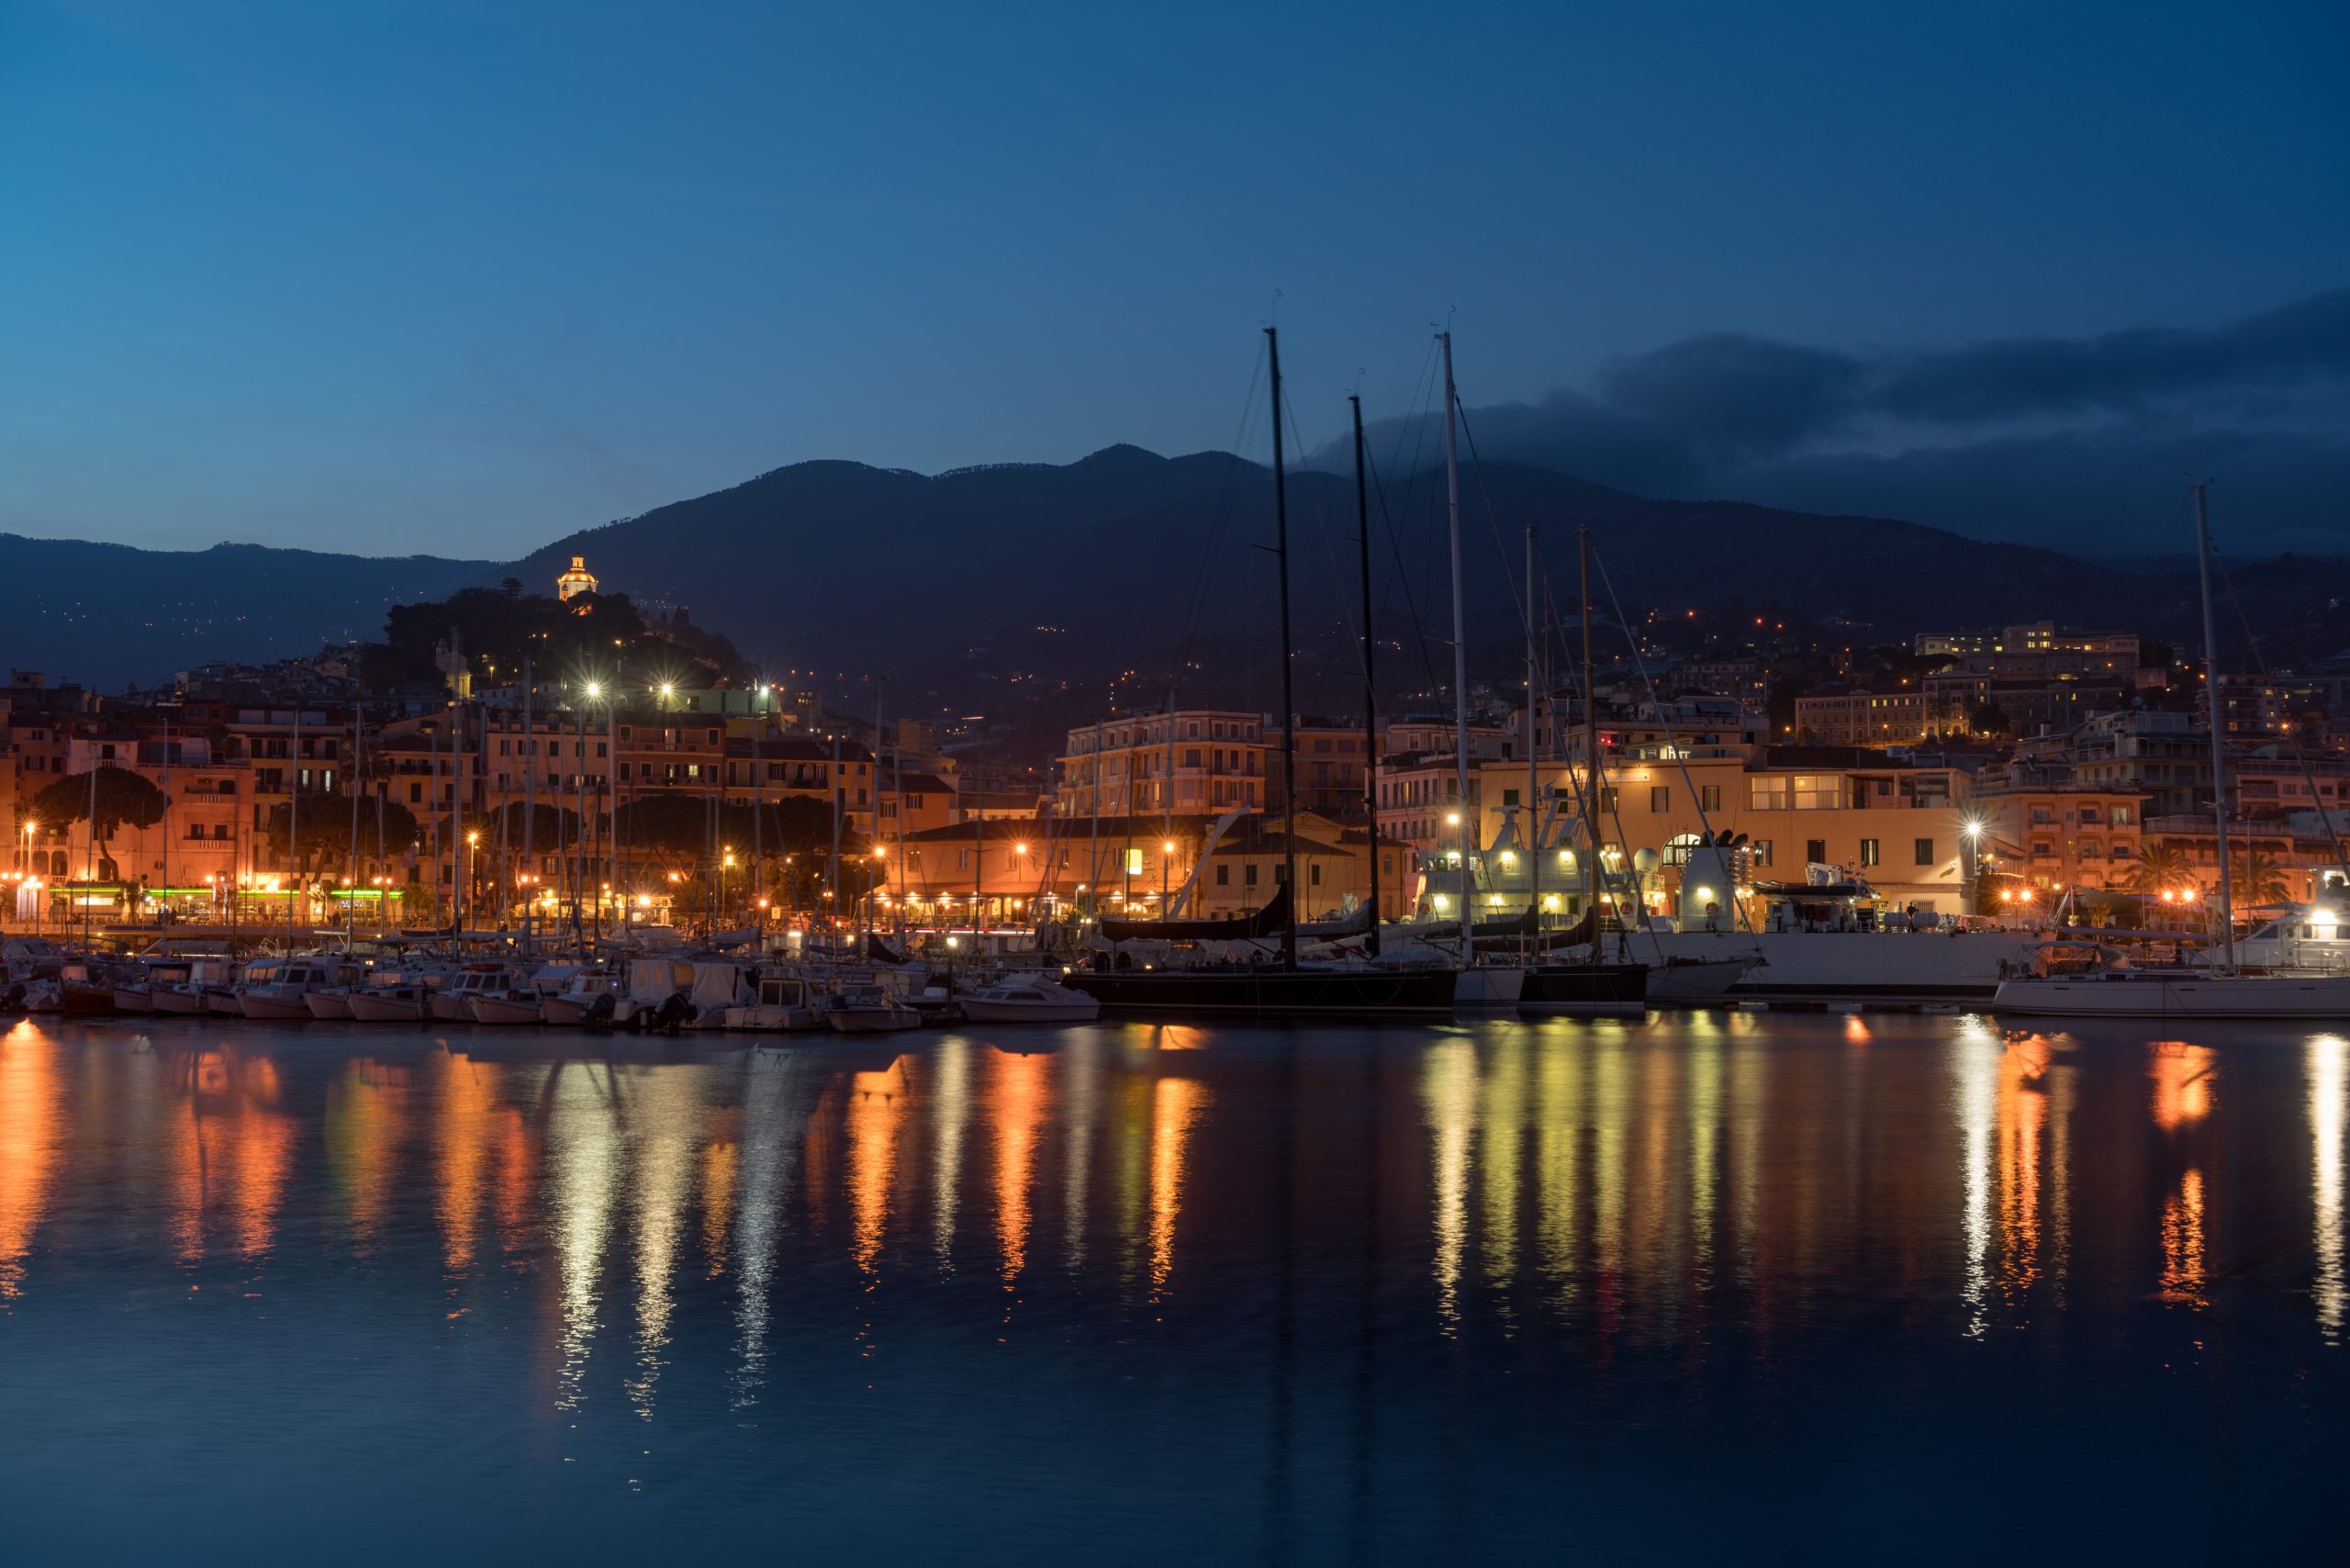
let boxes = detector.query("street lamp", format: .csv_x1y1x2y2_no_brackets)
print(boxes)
1161,838,1174,908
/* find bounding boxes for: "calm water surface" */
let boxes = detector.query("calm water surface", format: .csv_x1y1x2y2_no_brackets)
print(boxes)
0,1013,2344,1562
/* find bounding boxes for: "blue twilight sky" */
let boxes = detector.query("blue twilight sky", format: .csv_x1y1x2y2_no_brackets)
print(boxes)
1,0,2345,559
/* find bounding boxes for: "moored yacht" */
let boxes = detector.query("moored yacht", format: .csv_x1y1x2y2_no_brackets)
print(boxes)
824,983,923,1034
960,976,1102,1024
238,957,361,1020
431,964,518,1022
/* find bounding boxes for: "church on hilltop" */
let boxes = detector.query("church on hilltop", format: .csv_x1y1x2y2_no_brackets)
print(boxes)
556,554,598,601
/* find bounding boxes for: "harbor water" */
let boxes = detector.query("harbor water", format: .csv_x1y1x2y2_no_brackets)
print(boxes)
0,1013,2344,1562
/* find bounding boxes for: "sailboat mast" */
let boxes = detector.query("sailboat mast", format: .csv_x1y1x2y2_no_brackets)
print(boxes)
1351,394,1382,958
2194,480,2235,970
1441,331,1472,954
1526,524,1539,959
1266,325,1300,969
522,660,534,939
1581,525,1600,965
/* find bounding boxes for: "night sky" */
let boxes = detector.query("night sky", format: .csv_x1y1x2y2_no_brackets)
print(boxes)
2,1,2344,557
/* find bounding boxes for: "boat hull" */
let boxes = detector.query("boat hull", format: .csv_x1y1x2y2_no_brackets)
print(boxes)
111,988,155,1014
1645,957,1755,1004
205,990,241,1016
347,992,427,1023
825,1008,923,1034
151,989,210,1016
428,995,475,1022
238,994,313,1021
1994,972,2350,1019
1519,963,1649,1015
1639,930,2036,1002
467,996,545,1025
304,991,355,1021
1065,968,1457,1015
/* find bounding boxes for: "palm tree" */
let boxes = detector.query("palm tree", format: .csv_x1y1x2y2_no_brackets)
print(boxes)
2128,841,2197,895
2228,847,2292,907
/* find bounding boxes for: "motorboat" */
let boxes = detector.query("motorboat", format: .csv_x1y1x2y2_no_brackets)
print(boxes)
541,968,623,1025
304,987,358,1020
959,977,1102,1024
237,958,361,1020
29,958,122,1015
348,978,433,1022
722,971,822,1032
431,964,519,1022
153,958,235,1016
824,983,923,1034
466,964,584,1025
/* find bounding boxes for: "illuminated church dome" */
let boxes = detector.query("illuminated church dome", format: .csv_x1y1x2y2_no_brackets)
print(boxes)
556,554,599,601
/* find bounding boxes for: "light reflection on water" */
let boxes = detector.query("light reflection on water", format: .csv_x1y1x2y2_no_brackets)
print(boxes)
0,1014,2347,1562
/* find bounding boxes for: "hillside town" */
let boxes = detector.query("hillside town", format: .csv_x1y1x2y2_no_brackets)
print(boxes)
6,549,2344,944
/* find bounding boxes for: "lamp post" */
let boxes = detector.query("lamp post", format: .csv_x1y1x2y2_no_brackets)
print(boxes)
464,829,480,932
1161,838,1174,912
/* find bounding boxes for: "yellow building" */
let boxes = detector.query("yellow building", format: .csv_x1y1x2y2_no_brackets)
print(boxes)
555,554,599,601
1474,746,1978,914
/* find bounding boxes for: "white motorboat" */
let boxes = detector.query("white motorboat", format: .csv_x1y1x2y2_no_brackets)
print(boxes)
541,969,622,1025
464,964,582,1025
348,980,432,1022
824,983,923,1034
304,988,358,1020
722,971,823,1032
112,960,177,1014
959,977,1102,1024
431,964,518,1022
238,958,360,1021
152,957,235,1015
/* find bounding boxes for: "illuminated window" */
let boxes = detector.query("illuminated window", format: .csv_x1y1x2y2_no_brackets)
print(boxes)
1125,847,1145,876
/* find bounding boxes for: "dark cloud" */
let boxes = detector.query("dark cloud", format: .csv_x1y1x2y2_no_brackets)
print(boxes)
1323,287,2350,556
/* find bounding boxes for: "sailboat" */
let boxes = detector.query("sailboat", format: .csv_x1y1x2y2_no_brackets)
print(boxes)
1994,482,2350,1018
1064,328,1458,1016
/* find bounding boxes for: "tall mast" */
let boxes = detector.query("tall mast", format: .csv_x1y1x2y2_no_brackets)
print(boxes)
1088,716,1103,929
1441,330,1472,954
1351,394,1382,957
347,710,361,942
1581,525,1600,966
2194,480,2235,970
1526,523,1539,962
841,728,850,940
287,710,300,949
1266,326,1300,969
521,661,534,939
615,700,624,945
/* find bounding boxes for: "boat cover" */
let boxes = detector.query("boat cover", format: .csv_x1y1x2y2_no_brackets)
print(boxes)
1102,886,1290,943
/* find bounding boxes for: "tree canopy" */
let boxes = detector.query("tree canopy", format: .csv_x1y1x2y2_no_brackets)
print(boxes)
266,790,422,865
30,767,167,846
616,791,862,864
